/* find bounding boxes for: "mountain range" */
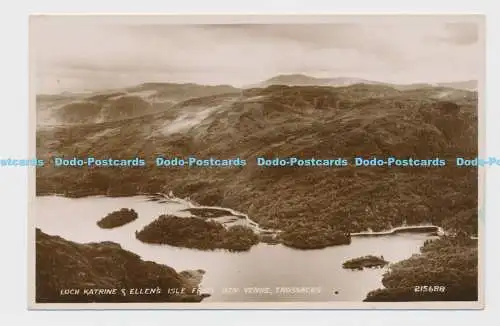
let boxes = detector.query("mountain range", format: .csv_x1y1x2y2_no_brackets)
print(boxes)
254,74,478,91
36,74,478,126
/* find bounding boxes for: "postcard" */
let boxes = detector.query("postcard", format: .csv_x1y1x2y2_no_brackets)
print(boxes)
28,14,484,309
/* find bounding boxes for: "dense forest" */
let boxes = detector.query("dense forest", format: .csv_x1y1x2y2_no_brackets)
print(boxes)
280,224,351,249
365,237,478,301
135,215,260,251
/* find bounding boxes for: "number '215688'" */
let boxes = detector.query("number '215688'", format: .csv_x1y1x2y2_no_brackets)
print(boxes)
414,285,446,293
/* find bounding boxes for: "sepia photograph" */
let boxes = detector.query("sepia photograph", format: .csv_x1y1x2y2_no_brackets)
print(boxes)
28,14,483,309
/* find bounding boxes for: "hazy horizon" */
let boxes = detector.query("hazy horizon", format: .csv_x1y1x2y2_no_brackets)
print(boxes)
31,16,483,94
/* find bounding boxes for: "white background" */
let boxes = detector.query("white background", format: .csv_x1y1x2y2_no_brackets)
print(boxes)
0,1,498,325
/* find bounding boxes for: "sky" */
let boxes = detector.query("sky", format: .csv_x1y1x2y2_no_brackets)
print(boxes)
31,15,483,94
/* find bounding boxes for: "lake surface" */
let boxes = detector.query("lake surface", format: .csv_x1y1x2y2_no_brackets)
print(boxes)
35,195,436,302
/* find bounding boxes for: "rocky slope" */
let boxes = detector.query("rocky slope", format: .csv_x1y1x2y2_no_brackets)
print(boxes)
36,228,208,303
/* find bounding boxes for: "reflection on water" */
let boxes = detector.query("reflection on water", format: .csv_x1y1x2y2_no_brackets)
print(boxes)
35,195,435,302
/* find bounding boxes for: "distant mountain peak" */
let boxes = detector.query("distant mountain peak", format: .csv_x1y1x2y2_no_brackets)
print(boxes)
257,74,381,88
255,74,478,91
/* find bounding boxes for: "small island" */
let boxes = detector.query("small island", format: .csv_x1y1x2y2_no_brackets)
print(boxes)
135,215,259,252
96,208,138,229
342,255,389,270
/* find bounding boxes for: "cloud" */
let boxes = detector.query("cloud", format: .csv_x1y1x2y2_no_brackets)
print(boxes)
31,17,483,93
439,23,479,45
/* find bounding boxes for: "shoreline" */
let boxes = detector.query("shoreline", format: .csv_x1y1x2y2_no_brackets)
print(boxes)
35,192,451,241
35,229,211,303
351,225,445,237
34,194,468,303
